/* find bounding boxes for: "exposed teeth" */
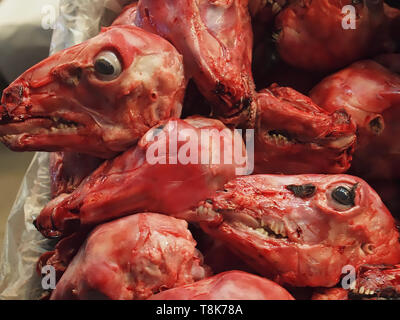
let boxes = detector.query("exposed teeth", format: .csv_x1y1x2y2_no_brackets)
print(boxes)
271,2,282,14
2,134,17,140
1,117,79,138
50,124,78,131
280,225,287,237
256,228,269,236
353,286,375,295
256,220,287,238
269,133,289,145
197,205,219,218
250,0,283,16
272,32,280,43
50,117,78,131
364,289,375,295
279,224,286,237
197,205,206,215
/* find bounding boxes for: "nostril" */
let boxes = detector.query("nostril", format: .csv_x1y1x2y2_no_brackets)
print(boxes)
2,84,25,105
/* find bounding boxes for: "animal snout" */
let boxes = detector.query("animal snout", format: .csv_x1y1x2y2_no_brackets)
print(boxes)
0,83,28,123
0,79,34,123
2,84,25,106
332,109,353,126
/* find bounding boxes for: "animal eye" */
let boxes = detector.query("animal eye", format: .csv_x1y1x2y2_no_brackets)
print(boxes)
94,51,122,81
331,185,357,207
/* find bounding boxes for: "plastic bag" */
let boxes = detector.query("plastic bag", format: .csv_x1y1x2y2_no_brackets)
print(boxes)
0,0,56,83
0,0,129,300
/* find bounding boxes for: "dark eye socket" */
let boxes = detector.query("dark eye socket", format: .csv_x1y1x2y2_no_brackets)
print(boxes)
331,185,357,206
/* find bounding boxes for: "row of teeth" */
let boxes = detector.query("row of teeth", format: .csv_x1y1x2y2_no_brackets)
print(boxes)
51,117,78,130
1,134,18,139
197,205,287,239
270,0,285,41
1,125,76,138
51,123,77,131
268,133,290,145
272,32,280,42
197,205,219,217
353,286,375,296
266,0,283,14
257,220,287,238
251,0,283,16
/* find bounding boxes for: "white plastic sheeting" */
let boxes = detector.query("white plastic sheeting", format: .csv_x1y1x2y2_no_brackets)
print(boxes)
0,0,130,300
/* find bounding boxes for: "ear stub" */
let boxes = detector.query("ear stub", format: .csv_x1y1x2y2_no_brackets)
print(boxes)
362,243,376,255
368,114,385,136
286,184,316,198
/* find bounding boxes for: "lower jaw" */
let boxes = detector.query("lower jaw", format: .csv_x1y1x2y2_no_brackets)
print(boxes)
0,132,114,158
205,222,347,287
205,222,301,283
212,220,292,248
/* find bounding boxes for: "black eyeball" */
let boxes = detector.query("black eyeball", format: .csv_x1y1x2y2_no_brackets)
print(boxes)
94,51,122,81
331,185,357,207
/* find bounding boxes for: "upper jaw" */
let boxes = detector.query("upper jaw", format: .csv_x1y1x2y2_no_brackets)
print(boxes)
0,115,81,131
0,88,107,155
0,112,119,158
0,113,83,142
197,200,293,244
258,88,357,152
239,217,290,241
261,128,356,151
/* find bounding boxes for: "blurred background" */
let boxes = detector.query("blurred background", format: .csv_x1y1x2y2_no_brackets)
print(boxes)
0,0,58,247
